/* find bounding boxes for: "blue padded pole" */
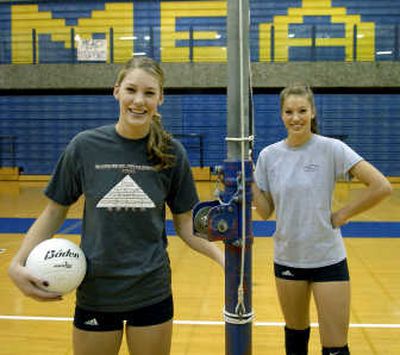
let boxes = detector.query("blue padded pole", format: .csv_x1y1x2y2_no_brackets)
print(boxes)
223,160,253,355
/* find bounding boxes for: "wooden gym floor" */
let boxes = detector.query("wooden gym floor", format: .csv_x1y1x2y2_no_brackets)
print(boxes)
0,180,399,354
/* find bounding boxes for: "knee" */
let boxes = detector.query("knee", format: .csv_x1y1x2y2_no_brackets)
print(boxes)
285,326,310,355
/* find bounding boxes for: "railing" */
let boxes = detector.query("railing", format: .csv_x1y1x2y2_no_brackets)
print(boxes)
0,136,16,168
1,24,400,64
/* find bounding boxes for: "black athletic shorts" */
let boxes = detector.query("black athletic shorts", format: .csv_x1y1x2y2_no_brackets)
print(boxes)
73,295,174,331
274,258,350,282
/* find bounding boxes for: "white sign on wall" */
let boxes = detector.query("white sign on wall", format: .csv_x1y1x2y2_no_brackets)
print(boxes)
77,39,107,61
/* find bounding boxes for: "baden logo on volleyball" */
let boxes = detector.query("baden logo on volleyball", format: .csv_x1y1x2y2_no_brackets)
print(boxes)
44,248,80,260
25,238,87,295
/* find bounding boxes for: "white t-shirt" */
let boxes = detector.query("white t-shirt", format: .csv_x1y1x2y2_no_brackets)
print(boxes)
254,134,363,268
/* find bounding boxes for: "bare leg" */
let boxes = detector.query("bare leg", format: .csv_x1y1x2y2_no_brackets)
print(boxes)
275,278,312,329
126,319,173,355
73,327,123,355
312,281,350,347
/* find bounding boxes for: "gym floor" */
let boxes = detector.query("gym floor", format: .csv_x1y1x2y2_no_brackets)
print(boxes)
0,180,399,354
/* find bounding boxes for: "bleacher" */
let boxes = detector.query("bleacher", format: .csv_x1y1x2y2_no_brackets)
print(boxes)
0,0,399,178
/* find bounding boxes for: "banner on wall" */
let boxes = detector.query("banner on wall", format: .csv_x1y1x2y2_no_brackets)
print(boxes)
77,38,107,62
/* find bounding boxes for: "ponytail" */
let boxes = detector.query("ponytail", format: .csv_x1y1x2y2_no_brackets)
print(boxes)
147,113,176,171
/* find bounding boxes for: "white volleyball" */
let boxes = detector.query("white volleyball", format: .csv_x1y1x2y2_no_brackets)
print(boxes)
25,238,87,295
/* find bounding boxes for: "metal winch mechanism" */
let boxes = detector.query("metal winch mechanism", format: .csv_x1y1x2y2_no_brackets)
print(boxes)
193,162,251,246
193,198,238,242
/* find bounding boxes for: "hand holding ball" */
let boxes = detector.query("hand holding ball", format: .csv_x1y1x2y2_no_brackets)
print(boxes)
25,238,87,295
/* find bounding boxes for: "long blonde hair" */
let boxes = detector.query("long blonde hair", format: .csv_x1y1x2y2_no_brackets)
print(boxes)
115,56,175,170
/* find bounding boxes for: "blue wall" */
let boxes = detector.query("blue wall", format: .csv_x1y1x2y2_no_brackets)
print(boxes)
1,1,399,176
1,92,399,176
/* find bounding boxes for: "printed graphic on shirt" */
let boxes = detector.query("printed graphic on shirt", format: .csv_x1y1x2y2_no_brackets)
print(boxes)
97,175,155,211
95,163,155,175
303,163,319,172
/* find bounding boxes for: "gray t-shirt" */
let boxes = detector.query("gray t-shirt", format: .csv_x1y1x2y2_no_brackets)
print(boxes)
254,134,363,268
45,125,198,311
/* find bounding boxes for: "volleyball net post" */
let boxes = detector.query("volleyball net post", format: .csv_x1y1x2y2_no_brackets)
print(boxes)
193,0,253,354
221,160,253,355
193,159,254,355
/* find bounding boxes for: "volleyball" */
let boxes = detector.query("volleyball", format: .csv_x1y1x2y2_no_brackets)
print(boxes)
25,238,87,295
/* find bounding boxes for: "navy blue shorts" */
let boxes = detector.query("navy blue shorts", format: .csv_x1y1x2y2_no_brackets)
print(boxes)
73,295,174,331
274,259,350,282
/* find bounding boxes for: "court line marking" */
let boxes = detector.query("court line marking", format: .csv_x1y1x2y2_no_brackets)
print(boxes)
0,315,399,329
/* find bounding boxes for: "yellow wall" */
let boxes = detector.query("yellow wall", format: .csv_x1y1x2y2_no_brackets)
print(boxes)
9,0,376,63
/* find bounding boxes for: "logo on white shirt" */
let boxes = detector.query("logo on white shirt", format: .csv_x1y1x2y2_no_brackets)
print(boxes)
303,163,319,172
